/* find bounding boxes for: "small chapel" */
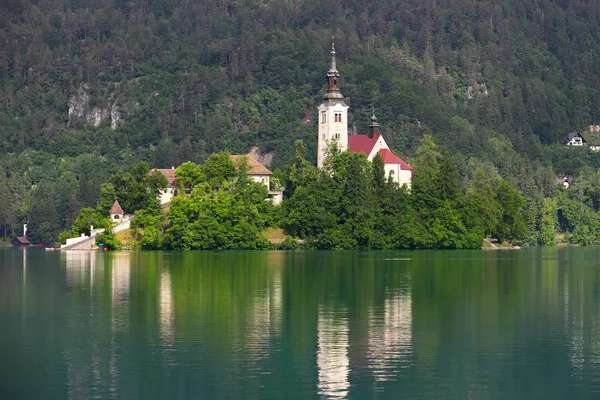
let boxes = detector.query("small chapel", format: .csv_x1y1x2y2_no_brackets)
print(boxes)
317,39,415,187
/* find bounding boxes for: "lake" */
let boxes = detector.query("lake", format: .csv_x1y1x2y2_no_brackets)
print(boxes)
1,248,600,399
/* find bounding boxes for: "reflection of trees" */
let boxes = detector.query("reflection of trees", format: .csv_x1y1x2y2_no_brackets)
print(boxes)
563,249,600,383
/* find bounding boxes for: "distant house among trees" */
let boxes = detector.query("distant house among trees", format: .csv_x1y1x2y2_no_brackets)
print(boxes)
150,168,178,205
556,174,573,188
562,127,600,151
231,155,283,205
563,132,587,146
11,236,30,247
152,155,283,206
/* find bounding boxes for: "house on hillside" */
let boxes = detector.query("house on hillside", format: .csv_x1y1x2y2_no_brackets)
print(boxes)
316,38,414,187
231,155,283,205
556,174,573,188
563,132,587,146
149,168,179,205
12,236,30,247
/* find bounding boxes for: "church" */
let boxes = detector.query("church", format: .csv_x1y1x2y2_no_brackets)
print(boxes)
317,39,414,187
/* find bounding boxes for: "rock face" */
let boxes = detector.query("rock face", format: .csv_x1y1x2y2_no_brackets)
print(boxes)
248,146,273,167
67,85,131,130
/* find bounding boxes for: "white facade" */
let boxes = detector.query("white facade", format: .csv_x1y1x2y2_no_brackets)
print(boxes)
365,136,389,160
317,101,349,168
158,187,177,205
249,174,270,188
384,163,412,187
566,136,585,146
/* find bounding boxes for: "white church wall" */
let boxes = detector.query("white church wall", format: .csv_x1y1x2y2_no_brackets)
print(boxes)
366,137,389,161
384,164,412,188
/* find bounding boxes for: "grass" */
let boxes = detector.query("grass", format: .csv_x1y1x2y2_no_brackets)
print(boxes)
115,230,134,249
261,227,286,241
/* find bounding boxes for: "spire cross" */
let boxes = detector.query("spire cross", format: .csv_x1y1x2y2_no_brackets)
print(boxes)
329,35,337,73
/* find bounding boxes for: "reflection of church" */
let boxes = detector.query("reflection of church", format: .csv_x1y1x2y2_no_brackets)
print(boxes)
317,39,415,187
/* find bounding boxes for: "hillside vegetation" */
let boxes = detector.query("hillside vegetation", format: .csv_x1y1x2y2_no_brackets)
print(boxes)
1,0,600,244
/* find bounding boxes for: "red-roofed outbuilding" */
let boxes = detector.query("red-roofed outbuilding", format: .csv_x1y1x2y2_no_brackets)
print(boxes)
109,200,124,220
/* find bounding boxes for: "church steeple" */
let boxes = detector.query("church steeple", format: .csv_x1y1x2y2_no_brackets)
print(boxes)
317,36,349,169
324,36,343,101
368,110,380,138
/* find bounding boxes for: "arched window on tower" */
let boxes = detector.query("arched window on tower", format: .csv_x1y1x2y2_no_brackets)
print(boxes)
321,112,326,123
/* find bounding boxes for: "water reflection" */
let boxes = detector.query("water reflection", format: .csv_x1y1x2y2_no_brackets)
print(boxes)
111,252,130,333
8,248,600,399
159,268,174,344
317,305,350,399
64,251,93,288
368,290,413,386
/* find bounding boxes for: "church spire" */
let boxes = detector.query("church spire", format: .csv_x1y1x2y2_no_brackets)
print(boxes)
368,109,380,138
324,36,343,101
329,36,337,74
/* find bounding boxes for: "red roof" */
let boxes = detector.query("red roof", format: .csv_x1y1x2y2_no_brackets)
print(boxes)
377,149,415,175
348,134,381,155
151,168,177,186
109,200,124,215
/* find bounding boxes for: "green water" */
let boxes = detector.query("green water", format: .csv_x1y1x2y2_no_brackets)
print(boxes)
2,248,600,399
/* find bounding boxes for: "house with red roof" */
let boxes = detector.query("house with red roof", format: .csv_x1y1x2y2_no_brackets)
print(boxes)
317,39,414,187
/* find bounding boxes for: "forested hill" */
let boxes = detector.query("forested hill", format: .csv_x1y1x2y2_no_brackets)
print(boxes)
2,0,600,241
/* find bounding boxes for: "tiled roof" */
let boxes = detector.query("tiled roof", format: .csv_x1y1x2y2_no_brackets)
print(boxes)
377,149,415,175
151,168,177,186
348,134,381,155
231,155,273,175
109,200,124,215
13,236,30,245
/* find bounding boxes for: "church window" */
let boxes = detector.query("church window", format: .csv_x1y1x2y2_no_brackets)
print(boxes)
334,113,342,122
321,112,326,123
335,133,340,139
322,134,326,140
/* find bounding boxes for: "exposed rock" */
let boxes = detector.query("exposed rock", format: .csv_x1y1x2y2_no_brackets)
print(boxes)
248,146,273,167
67,85,128,130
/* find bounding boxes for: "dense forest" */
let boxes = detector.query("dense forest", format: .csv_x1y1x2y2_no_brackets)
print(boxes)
1,0,600,244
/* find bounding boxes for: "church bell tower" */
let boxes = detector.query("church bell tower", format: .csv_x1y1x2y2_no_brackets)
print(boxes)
317,37,349,168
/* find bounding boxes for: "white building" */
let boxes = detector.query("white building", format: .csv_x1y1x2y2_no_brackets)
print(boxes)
231,155,283,205
150,168,178,205
317,40,414,186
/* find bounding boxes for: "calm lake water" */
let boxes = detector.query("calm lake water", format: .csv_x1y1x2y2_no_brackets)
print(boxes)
2,248,600,399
